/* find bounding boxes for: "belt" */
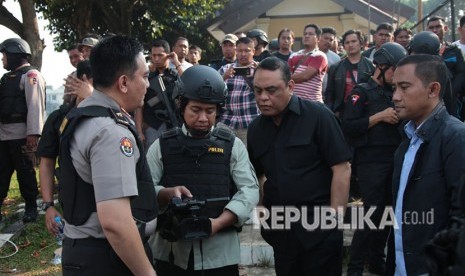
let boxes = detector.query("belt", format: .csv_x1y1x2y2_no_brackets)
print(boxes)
64,237,111,248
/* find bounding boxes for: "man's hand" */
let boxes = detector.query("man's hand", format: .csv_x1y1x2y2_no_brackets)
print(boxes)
64,74,93,100
26,135,39,151
369,107,399,128
157,186,193,206
209,209,237,236
223,67,235,80
45,207,62,235
378,107,399,124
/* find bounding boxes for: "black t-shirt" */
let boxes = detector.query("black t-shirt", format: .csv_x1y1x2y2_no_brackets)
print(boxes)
36,103,74,158
272,51,292,62
247,95,352,206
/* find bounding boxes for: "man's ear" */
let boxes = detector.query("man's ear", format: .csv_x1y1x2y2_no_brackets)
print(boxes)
428,82,441,98
118,75,128,93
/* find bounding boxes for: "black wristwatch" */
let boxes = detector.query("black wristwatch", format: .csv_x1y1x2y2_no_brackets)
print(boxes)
41,201,55,212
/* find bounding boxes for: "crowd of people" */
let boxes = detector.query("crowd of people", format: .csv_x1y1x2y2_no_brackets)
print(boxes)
1,14,465,276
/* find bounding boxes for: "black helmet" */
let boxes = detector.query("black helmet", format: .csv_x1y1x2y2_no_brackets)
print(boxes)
247,29,269,45
173,65,227,104
269,38,279,51
0,38,31,55
373,42,407,67
408,31,440,55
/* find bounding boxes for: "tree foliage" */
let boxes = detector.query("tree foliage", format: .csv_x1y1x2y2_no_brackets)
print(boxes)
0,0,45,69
34,0,228,61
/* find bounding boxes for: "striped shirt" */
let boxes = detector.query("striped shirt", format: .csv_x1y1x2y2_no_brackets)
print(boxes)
218,63,260,129
288,49,328,102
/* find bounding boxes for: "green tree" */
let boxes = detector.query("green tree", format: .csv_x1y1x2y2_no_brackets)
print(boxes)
0,0,45,70
35,0,228,62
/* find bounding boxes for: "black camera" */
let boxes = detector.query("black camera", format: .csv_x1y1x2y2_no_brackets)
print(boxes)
234,66,251,76
157,197,229,241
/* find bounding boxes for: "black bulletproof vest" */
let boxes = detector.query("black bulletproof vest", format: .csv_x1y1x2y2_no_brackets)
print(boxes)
0,65,33,122
143,69,178,129
58,106,158,231
352,81,401,148
159,127,235,200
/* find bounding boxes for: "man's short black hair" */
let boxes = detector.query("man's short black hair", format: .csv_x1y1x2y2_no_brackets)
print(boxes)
255,56,291,84
460,15,465,28
303,24,322,37
342,29,364,45
394,27,413,39
189,45,202,54
236,36,254,46
397,54,448,96
151,39,170,53
376,22,394,33
427,16,446,25
321,27,337,36
90,35,144,88
173,36,188,47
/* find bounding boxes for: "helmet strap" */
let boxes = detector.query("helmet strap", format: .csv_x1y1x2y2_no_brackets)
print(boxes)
186,125,211,138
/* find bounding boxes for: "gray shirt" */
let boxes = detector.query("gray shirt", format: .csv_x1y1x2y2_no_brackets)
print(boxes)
64,90,140,239
0,66,46,140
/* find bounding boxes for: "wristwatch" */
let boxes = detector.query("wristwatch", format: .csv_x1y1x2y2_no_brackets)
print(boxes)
41,201,55,212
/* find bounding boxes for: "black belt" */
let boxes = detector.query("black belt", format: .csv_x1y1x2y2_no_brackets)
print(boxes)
0,114,26,124
64,237,111,248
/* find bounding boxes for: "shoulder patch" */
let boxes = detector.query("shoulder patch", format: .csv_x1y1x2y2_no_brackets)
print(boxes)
27,72,37,78
120,137,134,157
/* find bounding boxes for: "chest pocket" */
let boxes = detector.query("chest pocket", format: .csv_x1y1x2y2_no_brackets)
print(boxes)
284,128,320,170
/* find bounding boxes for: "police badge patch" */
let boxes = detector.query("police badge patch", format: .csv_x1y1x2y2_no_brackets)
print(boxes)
120,137,134,157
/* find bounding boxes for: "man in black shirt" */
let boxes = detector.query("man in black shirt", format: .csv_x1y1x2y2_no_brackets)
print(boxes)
248,57,352,276
135,39,179,150
38,60,93,235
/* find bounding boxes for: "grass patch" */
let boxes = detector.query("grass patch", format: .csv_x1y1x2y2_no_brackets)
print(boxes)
0,219,62,275
1,170,62,275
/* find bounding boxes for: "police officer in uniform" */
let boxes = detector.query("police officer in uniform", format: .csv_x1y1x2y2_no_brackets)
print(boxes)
146,65,259,276
0,38,46,223
58,35,158,275
343,42,407,276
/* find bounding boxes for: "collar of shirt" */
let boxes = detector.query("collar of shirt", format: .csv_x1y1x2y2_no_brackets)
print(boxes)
79,89,121,111
404,102,445,141
181,124,214,137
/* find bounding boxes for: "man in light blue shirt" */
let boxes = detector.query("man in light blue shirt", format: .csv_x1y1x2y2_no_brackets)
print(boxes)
387,55,465,275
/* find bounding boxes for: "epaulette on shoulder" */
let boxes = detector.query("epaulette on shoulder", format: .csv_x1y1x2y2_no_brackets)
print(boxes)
211,126,235,142
161,127,181,139
108,108,130,127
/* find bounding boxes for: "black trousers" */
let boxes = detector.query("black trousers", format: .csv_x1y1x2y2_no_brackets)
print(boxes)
0,139,38,207
155,250,239,276
271,229,343,276
62,237,153,275
347,162,393,274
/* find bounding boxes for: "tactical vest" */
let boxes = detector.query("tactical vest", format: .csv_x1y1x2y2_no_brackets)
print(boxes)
143,69,178,129
0,65,33,123
58,106,158,237
159,127,235,200
351,82,401,148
